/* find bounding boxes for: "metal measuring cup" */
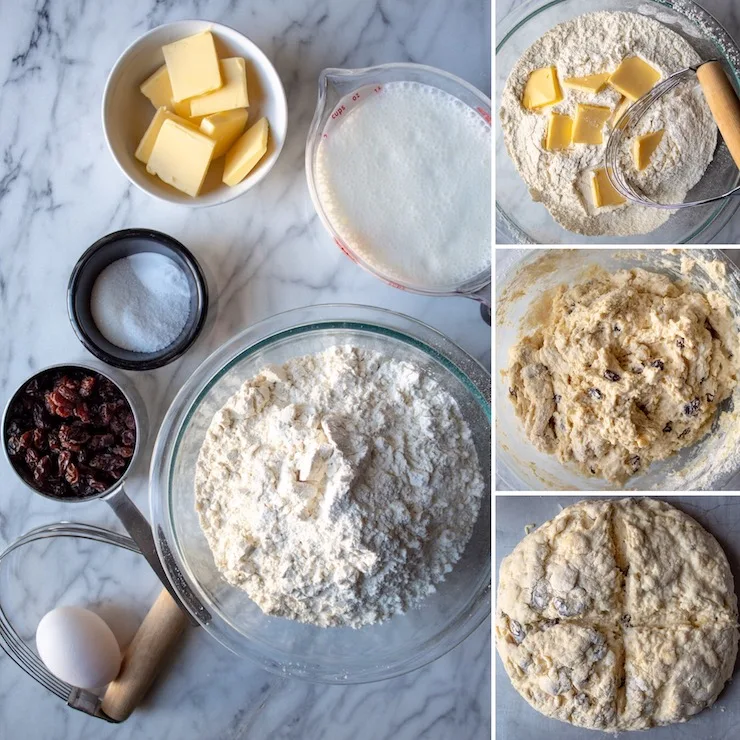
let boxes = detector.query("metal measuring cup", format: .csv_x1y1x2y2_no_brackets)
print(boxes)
2,362,207,722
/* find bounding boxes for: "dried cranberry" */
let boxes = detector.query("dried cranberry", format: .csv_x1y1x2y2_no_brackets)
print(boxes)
121,430,135,447
19,430,34,450
75,402,91,423
32,429,46,449
59,423,90,450
90,433,115,450
112,445,134,459
25,448,39,467
34,456,52,483
6,436,21,456
57,450,72,476
87,476,108,493
64,463,80,486
47,431,60,451
78,376,96,397
32,405,50,429
90,453,126,473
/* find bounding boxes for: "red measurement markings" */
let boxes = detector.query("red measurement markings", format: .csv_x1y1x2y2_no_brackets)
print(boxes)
476,106,492,125
331,104,347,120
374,85,382,93
334,238,357,263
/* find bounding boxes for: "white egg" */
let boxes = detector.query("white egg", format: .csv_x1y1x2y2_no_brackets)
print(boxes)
36,606,122,690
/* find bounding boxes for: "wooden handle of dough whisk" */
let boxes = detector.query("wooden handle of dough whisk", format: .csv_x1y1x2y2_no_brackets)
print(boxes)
697,61,740,170
101,590,189,722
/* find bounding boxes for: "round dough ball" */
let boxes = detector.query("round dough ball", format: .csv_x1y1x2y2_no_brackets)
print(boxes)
496,498,738,731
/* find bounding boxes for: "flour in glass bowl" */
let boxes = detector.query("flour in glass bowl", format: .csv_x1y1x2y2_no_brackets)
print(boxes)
315,81,491,290
194,345,484,628
500,11,717,236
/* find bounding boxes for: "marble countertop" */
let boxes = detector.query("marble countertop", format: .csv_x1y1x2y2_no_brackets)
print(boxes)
495,0,740,244
0,1,492,739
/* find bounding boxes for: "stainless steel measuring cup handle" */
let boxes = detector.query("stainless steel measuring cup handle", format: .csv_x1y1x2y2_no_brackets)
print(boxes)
104,487,204,626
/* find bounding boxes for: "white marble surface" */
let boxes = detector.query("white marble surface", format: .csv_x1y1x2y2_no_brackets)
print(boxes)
495,0,740,244
0,1,491,739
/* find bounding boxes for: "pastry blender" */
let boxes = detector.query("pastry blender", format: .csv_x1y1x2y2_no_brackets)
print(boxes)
605,61,740,208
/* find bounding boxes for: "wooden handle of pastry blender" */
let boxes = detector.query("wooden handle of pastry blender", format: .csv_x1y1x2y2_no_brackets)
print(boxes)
101,589,189,722
697,61,740,170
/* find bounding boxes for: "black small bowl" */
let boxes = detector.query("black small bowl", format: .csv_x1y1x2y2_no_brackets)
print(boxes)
68,228,208,371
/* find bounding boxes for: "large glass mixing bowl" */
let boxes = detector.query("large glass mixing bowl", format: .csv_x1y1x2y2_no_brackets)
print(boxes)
496,249,740,490
150,305,491,683
496,0,740,244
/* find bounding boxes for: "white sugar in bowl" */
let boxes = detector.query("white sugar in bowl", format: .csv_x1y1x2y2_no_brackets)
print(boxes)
36,606,122,690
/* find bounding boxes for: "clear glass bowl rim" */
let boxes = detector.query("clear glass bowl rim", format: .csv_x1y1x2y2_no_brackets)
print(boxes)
149,303,491,683
495,0,740,244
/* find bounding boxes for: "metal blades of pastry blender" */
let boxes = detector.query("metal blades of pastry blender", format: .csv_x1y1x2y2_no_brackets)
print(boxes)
605,65,740,208
0,523,140,721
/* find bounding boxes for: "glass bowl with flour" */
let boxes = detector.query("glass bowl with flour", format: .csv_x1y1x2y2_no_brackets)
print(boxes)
306,64,492,303
149,305,491,683
496,0,740,244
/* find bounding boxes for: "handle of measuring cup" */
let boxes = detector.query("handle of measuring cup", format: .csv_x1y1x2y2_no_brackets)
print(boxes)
697,61,740,170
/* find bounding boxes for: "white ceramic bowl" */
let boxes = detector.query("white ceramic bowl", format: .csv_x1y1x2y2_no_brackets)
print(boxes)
102,20,288,207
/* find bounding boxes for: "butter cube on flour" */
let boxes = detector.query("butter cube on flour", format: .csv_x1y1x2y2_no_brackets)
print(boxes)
563,73,610,94
609,57,661,101
162,31,222,102
146,118,216,196
200,108,249,158
522,66,563,110
189,58,249,117
572,104,612,145
545,113,573,151
633,130,664,170
591,168,626,208
223,117,269,187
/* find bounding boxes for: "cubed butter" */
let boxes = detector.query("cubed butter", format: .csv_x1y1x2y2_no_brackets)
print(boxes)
591,168,626,208
522,66,563,110
223,117,269,187
609,96,632,127
140,65,174,109
633,129,664,170
572,103,611,145
146,118,216,197
562,72,610,94
189,58,249,117
140,65,193,117
200,108,249,158
162,31,222,102
608,57,661,101
135,108,197,164
545,113,573,151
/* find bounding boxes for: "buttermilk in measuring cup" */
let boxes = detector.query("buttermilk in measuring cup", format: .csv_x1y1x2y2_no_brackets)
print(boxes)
315,81,491,291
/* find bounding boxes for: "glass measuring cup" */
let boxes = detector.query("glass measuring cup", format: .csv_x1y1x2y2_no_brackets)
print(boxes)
305,63,492,316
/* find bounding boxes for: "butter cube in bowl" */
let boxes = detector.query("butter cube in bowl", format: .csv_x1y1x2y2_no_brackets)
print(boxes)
102,20,287,207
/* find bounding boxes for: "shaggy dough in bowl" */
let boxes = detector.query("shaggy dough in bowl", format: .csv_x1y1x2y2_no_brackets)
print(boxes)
507,264,740,483
495,498,738,732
